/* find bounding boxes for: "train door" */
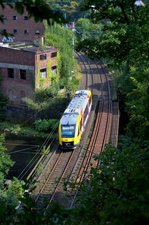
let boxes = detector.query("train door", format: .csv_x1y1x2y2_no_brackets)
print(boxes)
79,119,83,135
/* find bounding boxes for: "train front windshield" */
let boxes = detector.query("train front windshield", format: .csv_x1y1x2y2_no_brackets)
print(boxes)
61,125,75,138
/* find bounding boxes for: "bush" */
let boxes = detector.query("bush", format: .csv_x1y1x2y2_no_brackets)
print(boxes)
34,119,58,132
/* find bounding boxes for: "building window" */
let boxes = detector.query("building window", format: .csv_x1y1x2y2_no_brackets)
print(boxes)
3,29,7,34
40,68,47,78
13,16,17,20
13,29,17,34
2,16,7,20
51,66,57,74
20,69,26,80
24,29,29,34
8,68,14,78
24,16,29,20
40,54,47,60
51,52,57,58
35,30,40,35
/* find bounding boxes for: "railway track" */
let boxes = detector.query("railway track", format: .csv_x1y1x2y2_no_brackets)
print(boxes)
31,52,119,210
64,57,113,208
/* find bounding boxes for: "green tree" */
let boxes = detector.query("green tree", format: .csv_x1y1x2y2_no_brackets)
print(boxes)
69,142,149,225
78,0,149,140
76,18,102,40
0,134,13,178
0,134,25,224
34,118,58,132
79,0,149,64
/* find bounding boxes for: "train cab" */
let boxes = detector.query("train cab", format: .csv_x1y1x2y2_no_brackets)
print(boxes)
58,90,92,150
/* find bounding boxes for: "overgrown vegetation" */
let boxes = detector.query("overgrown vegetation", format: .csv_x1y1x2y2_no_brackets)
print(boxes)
68,140,149,225
78,0,149,141
0,22,80,137
23,22,80,112
0,121,58,138
45,23,75,79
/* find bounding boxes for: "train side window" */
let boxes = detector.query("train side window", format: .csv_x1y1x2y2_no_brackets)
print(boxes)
84,104,88,121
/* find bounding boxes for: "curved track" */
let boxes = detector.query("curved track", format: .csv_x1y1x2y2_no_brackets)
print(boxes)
31,52,119,210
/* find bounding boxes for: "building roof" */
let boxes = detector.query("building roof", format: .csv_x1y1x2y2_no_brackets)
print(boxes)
0,41,56,53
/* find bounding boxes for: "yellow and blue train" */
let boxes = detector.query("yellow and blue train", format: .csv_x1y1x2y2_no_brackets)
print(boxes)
58,90,92,150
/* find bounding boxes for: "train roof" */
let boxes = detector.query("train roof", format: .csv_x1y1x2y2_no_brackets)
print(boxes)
75,89,91,95
64,90,91,114
60,90,91,125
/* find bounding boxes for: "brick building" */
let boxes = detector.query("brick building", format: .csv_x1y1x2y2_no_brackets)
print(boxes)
0,4,45,42
0,42,57,106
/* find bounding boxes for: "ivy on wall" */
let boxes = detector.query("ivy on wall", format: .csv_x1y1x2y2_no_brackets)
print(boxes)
36,61,41,90
55,50,61,81
47,59,52,85
36,59,54,89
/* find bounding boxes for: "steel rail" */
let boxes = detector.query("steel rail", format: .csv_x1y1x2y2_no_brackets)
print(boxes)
69,60,113,208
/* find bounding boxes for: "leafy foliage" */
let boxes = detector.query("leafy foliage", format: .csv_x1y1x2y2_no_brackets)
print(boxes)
78,0,149,64
0,121,50,138
0,134,13,178
76,18,102,41
47,0,83,21
78,0,149,140
70,142,149,225
45,23,75,79
34,118,58,132
0,134,27,225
